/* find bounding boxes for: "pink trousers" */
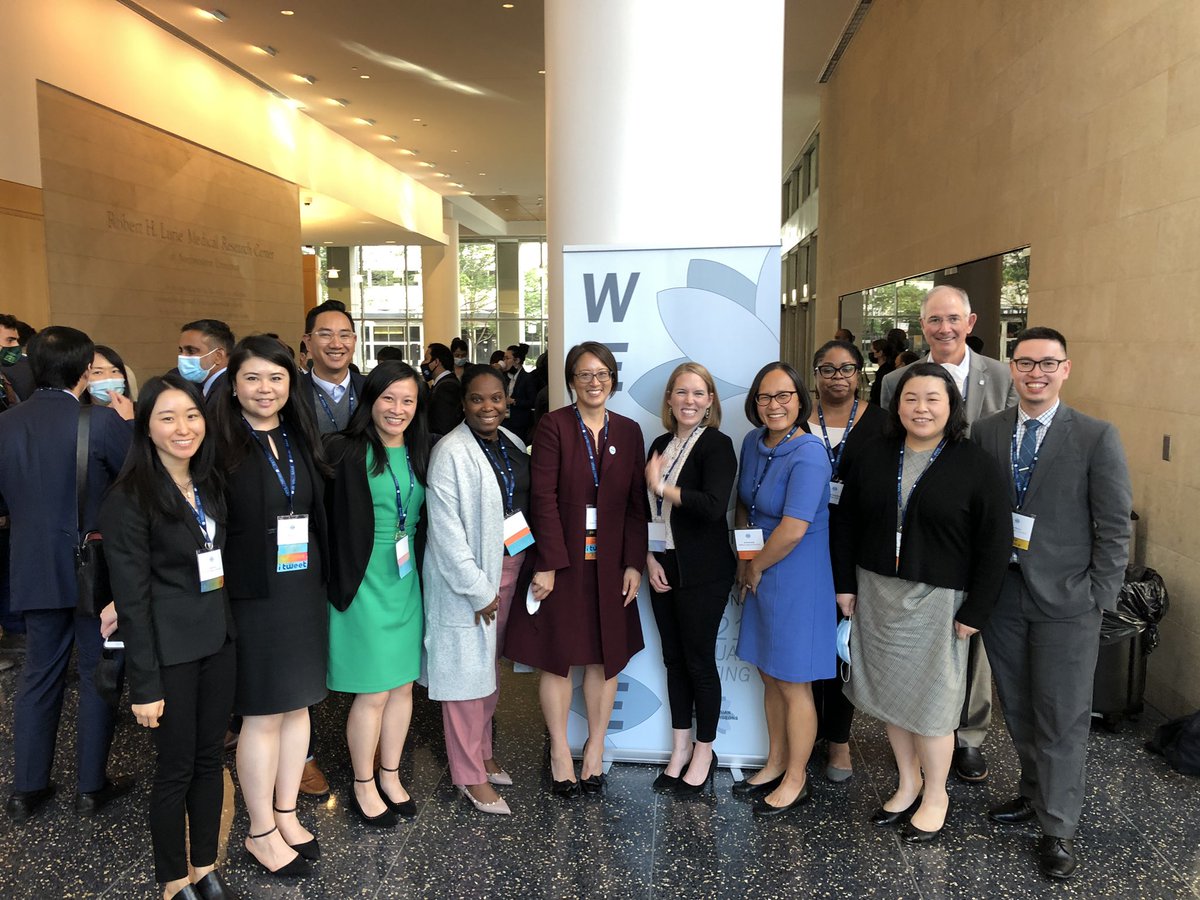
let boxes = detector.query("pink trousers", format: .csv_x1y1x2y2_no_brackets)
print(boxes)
442,550,524,785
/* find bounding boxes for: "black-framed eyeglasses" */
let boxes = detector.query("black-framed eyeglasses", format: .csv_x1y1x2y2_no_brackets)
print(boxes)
1012,357,1067,373
754,390,798,407
573,370,612,384
815,363,860,378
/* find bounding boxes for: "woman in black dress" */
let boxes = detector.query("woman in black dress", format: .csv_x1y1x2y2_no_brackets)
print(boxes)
210,335,330,877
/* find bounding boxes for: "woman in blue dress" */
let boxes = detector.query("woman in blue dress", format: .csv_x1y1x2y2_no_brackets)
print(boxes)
732,362,836,817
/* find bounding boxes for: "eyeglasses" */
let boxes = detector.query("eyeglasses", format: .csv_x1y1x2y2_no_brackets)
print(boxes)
923,315,965,327
1012,357,1067,373
311,330,356,343
573,370,612,384
815,363,859,378
754,390,798,407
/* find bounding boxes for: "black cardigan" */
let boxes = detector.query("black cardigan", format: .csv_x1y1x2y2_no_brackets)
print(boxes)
646,427,737,589
804,401,888,481
323,434,427,611
829,435,1012,628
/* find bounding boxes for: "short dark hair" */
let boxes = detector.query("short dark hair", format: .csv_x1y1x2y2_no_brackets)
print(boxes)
427,342,454,372
886,362,968,443
965,335,984,353
180,319,235,354
28,326,94,390
15,321,35,345
462,363,506,397
304,299,355,335
886,328,909,351
1012,326,1068,355
899,350,921,366
0,314,18,333
835,328,856,343
563,341,618,399
743,361,812,428
376,346,405,363
813,339,864,370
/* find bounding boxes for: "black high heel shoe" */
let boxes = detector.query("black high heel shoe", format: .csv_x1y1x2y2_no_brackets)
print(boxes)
348,776,398,828
731,771,784,797
752,779,811,818
273,805,319,860
245,825,311,877
870,794,923,827
675,753,718,796
580,772,605,794
377,766,417,818
652,771,682,792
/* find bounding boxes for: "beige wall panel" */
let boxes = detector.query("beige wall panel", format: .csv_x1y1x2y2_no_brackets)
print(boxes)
0,179,50,326
38,85,302,375
816,0,1200,715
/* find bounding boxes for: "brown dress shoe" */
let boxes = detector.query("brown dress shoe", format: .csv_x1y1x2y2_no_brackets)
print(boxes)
299,759,329,798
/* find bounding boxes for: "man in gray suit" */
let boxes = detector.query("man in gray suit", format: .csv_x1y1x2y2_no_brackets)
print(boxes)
973,327,1131,880
881,285,1018,782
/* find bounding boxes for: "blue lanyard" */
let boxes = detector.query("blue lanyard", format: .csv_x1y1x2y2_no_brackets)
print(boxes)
188,484,214,551
815,396,858,475
315,380,356,429
1010,420,1041,509
244,421,296,514
572,405,609,490
896,438,947,528
655,426,703,518
384,447,415,538
476,433,517,516
748,423,799,527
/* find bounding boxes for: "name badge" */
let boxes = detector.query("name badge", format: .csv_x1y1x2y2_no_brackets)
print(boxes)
584,505,598,560
734,528,764,560
828,481,844,505
895,530,903,570
1012,512,1035,551
503,511,535,556
197,548,225,593
648,521,668,553
276,514,309,572
395,534,413,578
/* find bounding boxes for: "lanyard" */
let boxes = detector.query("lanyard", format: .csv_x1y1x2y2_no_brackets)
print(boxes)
655,426,703,518
315,379,356,430
1010,420,1041,509
896,439,947,528
815,396,858,474
476,433,517,515
748,423,800,527
188,484,214,551
572,405,609,490
244,421,296,514
384,447,416,538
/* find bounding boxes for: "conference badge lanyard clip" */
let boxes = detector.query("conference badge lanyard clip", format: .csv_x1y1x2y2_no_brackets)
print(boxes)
574,405,608,561
189,486,224,593
649,426,703,553
478,434,535,556
817,397,857,506
1010,424,1039,552
734,424,799,560
386,448,416,578
896,439,947,571
246,422,309,573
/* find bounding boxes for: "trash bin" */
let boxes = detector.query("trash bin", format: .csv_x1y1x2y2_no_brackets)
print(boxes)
1092,565,1169,732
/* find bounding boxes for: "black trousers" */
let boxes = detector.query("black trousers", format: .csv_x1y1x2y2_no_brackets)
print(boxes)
813,612,855,745
649,552,730,744
151,640,236,883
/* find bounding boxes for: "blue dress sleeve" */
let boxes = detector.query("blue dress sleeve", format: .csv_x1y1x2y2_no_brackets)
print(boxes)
781,438,832,523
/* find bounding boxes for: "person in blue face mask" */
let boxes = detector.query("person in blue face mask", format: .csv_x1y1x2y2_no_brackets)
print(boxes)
85,346,135,418
177,320,234,403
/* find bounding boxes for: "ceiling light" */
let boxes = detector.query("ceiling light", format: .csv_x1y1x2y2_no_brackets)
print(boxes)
538,70,545,75
382,134,398,142
450,182,464,188
478,172,486,176
327,267,341,278
356,117,376,126
201,9,229,22
280,9,294,14
385,240,396,244
298,74,316,85
418,161,435,167
360,74,370,79
322,241,332,244
333,98,350,106
398,148,416,156
451,149,458,153
284,98,305,109
411,117,422,122
502,3,515,8
254,45,278,56
434,172,449,178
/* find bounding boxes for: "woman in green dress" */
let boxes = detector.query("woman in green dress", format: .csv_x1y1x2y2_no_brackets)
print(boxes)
324,361,430,828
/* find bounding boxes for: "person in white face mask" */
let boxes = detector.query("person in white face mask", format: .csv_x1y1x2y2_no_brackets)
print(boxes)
85,345,135,419
176,320,234,403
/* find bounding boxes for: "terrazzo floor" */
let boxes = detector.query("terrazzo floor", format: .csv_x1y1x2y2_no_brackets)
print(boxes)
0,640,1197,899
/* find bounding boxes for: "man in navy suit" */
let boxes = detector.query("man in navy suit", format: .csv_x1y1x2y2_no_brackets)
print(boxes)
299,300,366,436
0,326,134,823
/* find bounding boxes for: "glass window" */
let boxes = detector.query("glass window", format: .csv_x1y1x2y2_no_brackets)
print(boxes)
459,239,548,370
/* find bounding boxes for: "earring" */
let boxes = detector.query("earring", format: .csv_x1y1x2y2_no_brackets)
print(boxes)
704,408,711,420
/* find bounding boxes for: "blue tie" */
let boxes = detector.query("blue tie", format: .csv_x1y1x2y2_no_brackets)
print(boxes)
1015,419,1040,502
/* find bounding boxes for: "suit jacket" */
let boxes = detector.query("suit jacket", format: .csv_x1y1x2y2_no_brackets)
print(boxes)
428,373,464,438
881,350,1017,426
0,391,132,612
100,485,233,704
507,367,538,442
4,357,35,400
299,369,367,432
972,404,1132,617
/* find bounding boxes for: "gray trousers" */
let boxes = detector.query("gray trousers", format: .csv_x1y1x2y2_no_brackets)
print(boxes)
956,633,992,748
983,569,1102,838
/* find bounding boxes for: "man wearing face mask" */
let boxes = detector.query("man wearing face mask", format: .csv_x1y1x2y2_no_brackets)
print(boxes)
423,342,462,439
0,314,34,408
176,319,234,402
300,300,366,435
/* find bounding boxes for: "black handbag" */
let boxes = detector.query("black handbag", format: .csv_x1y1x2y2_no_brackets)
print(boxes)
74,406,112,618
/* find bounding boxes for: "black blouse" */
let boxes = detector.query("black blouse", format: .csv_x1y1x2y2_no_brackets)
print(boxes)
474,430,531,517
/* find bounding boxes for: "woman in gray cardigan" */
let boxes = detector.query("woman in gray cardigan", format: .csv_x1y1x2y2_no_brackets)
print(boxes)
423,366,533,816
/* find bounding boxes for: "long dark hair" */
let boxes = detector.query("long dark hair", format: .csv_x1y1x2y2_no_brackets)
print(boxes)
109,374,227,522
210,335,330,477
886,362,968,443
337,361,430,480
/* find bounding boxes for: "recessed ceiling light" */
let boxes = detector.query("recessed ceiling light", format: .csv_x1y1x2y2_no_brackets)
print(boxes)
356,117,376,126
385,240,396,244
284,98,305,109
382,134,398,142
360,74,370,79
411,117,422,123
538,69,545,75
298,74,316,85
280,9,294,15
201,9,229,22
418,161,435,168
450,182,464,188
478,172,486,176
332,98,350,107
253,45,278,56
451,149,458,153
434,172,449,178
502,3,515,8
398,148,416,155
322,240,332,244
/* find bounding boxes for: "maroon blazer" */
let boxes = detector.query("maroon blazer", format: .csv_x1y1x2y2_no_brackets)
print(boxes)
505,404,649,679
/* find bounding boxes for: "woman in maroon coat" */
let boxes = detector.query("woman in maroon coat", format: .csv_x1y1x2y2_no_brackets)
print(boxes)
505,342,648,797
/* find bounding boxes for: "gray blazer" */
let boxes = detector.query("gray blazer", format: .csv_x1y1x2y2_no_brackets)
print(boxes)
881,350,1017,426
972,404,1132,617
422,421,526,701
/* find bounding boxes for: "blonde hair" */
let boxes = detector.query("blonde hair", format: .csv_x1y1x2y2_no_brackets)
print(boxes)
660,361,722,430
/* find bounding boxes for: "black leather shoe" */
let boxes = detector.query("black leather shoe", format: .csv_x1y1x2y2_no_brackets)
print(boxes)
870,794,922,827
551,778,580,798
7,784,56,823
901,819,945,843
652,771,681,792
194,870,240,899
732,772,783,797
952,747,988,782
752,779,810,817
1037,836,1077,880
169,886,202,900
75,775,135,817
989,796,1036,825
376,772,417,818
675,753,718,796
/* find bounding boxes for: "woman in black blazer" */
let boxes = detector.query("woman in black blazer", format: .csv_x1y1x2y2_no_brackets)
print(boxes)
644,362,737,795
209,335,329,877
101,374,236,900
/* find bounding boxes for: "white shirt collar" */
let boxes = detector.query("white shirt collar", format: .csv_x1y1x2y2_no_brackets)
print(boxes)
927,347,970,390
202,366,227,396
311,370,351,396
432,369,452,385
